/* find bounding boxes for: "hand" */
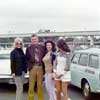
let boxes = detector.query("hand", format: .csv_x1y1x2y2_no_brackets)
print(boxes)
56,74,64,78
52,73,56,78
12,73,15,78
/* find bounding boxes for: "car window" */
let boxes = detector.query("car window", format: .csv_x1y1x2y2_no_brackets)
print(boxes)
0,54,10,59
88,54,99,69
78,53,88,66
71,53,80,64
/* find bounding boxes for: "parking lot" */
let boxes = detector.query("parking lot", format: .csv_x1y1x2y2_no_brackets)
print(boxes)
0,83,98,100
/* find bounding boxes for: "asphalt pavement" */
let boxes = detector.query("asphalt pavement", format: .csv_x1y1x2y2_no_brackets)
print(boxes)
0,83,100,100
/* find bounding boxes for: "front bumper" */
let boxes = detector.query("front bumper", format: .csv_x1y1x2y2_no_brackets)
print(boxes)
0,74,29,84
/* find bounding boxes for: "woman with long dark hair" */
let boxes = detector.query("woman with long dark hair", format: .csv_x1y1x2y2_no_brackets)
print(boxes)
43,40,56,100
53,39,71,100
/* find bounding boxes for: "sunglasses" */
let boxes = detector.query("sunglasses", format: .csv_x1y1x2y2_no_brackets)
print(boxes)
16,42,22,45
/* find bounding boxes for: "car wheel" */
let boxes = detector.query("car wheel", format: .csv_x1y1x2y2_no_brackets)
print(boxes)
83,82,91,100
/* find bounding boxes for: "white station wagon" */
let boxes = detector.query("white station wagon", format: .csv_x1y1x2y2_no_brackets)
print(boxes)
70,47,100,99
0,49,29,84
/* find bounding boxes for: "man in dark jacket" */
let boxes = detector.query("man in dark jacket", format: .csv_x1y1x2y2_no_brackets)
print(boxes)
26,34,45,100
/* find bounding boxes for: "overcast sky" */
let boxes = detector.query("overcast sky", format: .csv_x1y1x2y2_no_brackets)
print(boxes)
0,0,100,33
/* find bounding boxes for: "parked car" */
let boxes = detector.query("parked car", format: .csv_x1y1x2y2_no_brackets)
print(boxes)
70,47,100,99
0,49,29,84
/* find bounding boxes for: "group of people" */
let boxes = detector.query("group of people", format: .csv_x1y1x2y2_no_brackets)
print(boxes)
10,34,71,100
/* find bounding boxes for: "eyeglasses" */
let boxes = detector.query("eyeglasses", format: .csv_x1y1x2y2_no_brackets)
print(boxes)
16,42,22,45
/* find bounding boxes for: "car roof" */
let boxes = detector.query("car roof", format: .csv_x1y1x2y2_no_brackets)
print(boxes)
74,47,100,54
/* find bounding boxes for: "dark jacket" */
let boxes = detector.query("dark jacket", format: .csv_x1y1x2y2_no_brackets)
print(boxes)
26,44,45,71
10,48,27,76
50,52,56,65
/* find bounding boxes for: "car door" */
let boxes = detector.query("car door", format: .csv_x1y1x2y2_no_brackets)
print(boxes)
70,53,80,86
71,53,88,87
86,54,100,92
77,53,89,87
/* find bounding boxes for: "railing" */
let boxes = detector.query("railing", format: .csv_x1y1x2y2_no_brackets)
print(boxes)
0,42,100,49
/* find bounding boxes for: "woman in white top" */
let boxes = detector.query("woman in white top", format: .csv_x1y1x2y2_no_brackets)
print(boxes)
53,39,71,100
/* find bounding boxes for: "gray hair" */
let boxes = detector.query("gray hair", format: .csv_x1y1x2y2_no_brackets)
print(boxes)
13,37,24,48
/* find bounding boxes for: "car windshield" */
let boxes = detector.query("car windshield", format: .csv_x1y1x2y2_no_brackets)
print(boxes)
0,54,10,59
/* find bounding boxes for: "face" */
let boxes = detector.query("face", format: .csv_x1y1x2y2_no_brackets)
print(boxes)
46,42,52,51
31,36,38,44
15,41,23,48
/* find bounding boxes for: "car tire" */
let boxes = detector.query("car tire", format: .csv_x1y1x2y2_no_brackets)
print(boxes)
83,82,92,100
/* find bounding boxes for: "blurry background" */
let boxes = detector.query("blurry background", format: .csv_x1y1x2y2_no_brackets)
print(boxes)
0,0,100,33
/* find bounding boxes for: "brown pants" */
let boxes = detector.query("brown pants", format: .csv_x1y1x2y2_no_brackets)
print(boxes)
28,66,44,100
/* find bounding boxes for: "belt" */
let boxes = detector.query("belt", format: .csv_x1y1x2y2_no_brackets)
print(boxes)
34,63,41,66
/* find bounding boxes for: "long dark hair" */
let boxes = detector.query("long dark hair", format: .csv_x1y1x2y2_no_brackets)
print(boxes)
44,40,56,53
44,40,56,65
57,39,70,52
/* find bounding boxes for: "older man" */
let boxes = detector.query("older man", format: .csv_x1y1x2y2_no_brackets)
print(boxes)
26,34,45,100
